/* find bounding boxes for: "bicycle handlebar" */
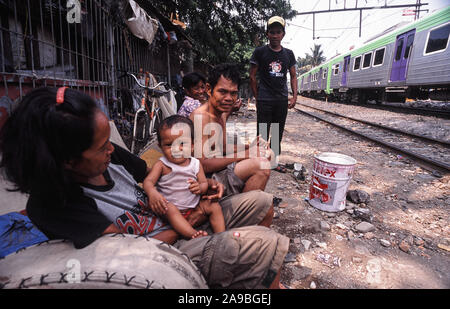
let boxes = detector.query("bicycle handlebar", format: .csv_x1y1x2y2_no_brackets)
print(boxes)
118,71,171,97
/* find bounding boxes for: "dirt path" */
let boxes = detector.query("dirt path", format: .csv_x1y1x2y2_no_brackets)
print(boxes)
229,97,450,289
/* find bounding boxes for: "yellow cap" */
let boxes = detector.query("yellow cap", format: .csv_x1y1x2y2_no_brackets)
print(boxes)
267,16,285,29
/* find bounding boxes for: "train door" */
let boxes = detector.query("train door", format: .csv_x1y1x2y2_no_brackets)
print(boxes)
390,29,416,82
318,68,323,89
341,56,351,86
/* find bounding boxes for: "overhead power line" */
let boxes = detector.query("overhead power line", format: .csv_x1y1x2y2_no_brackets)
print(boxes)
295,1,428,38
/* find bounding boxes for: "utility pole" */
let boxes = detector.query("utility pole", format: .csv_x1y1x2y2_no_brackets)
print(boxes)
415,0,421,20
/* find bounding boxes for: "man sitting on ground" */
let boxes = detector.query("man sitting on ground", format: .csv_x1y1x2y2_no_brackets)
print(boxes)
190,63,274,197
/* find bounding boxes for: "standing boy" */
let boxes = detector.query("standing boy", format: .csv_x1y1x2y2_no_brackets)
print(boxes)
249,16,298,173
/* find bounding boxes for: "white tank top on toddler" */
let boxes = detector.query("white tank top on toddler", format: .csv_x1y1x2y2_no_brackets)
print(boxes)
156,156,200,210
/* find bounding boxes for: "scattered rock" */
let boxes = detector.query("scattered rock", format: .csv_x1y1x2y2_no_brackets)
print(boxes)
336,235,344,241
301,239,312,251
380,239,391,247
310,281,317,289
364,232,375,240
404,235,414,245
352,257,363,263
347,230,356,240
355,222,375,233
320,221,331,231
293,163,307,181
336,223,348,230
414,236,425,247
399,240,411,253
437,243,450,252
347,189,370,204
317,242,328,249
284,252,297,263
316,253,341,268
354,208,374,222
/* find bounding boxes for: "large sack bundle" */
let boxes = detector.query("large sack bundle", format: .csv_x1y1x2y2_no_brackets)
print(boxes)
0,234,208,289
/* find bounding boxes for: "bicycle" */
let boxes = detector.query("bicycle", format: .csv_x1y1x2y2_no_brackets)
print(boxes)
117,71,173,154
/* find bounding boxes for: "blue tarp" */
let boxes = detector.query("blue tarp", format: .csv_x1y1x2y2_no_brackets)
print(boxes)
0,212,48,258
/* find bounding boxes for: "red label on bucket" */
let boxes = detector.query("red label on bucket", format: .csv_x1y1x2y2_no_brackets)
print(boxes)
310,175,331,203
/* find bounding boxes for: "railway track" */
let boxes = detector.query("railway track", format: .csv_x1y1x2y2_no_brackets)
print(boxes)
300,97,450,119
350,101,450,119
295,103,450,174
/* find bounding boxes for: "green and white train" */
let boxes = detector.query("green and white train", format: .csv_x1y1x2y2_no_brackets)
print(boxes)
298,6,450,103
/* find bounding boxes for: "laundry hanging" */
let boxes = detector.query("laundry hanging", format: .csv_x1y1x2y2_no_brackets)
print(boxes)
124,0,159,45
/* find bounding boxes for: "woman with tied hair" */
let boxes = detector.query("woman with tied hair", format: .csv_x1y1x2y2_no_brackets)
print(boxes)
0,87,289,289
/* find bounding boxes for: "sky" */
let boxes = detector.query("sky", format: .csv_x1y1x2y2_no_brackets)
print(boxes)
283,0,450,60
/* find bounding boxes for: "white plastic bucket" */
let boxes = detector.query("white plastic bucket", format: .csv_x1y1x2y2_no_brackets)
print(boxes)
308,152,357,212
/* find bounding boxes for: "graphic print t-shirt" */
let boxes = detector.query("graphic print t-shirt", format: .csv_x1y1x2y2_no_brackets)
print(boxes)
81,162,168,236
26,144,168,249
250,45,296,100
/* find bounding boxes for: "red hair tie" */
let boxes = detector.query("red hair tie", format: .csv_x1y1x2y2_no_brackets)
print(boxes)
56,87,68,105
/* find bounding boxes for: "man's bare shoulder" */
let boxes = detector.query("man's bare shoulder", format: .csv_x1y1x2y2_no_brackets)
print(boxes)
189,104,207,120
190,104,216,124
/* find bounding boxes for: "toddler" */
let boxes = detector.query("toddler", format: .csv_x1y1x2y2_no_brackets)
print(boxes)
144,115,225,239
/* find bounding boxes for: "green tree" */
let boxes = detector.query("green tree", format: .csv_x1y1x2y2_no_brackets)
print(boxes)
151,0,297,71
296,44,326,74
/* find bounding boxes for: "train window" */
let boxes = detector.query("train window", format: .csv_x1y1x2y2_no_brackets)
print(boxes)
404,35,414,59
333,64,339,75
373,47,385,66
424,23,450,55
362,52,372,69
353,56,361,71
322,68,327,79
395,38,404,61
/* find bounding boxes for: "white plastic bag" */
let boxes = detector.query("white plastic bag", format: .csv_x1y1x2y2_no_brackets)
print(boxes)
125,0,158,44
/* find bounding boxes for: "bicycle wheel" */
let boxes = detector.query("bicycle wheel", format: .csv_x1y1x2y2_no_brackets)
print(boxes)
131,111,150,154
136,109,163,157
135,112,150,142
150,108,163,139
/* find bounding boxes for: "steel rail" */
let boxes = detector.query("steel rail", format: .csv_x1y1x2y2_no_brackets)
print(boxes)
337,101,450,119
299,103,450,147
294,106,450,174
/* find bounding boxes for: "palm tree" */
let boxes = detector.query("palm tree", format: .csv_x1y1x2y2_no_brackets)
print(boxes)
308,44,326,67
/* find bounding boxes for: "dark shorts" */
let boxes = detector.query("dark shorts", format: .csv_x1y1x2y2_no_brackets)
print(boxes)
210,162,245,198
173,190,289,288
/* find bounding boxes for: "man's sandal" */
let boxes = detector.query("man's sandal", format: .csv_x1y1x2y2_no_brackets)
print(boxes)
273,165,287,173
